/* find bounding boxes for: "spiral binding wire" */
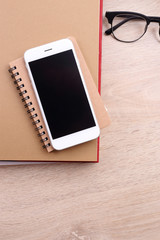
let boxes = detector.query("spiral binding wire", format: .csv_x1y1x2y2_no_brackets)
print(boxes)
8,66,51,149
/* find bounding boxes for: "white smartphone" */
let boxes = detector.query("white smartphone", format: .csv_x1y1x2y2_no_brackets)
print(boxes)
24,38,100,150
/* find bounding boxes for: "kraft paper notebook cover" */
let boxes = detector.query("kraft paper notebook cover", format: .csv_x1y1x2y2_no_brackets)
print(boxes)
0,0,109,163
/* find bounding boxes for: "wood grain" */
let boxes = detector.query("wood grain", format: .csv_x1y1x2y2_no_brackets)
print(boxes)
1,0,160,239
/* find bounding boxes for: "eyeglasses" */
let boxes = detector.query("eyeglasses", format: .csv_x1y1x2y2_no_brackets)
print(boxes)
105,11,160,43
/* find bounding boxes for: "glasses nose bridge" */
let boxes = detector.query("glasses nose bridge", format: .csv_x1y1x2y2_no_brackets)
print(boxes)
148,16,160,23
146,18,160,37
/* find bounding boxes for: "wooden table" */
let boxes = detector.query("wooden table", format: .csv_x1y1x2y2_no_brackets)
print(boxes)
1,0,160,239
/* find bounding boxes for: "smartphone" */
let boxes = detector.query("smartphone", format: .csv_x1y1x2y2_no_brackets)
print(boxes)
24,38,100,150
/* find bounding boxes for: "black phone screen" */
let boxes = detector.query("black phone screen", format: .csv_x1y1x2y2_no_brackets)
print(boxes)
29,50,96,139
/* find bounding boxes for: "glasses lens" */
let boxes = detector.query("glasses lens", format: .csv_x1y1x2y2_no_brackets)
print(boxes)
112,14,147,42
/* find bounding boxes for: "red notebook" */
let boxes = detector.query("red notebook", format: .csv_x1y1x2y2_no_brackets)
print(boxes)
0,0,110,164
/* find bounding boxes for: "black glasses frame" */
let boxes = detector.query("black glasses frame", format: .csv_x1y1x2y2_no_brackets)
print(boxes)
105,11,160,43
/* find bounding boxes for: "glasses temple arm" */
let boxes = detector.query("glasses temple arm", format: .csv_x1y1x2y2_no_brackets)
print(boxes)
105,22,123,35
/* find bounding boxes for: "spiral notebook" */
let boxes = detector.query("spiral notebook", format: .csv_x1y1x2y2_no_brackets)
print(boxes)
0,0,109,163
8,37,110,154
